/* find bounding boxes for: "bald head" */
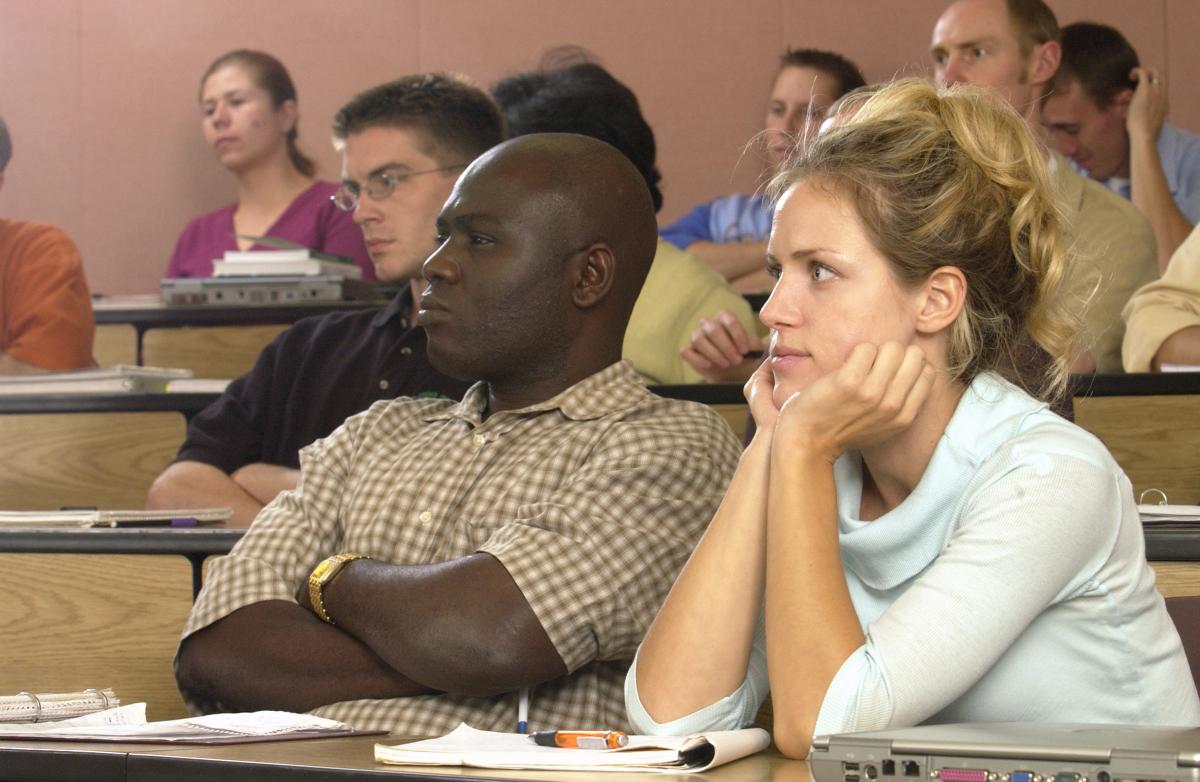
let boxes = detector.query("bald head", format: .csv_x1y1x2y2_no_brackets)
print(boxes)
460,132,658,308
419,132,659,405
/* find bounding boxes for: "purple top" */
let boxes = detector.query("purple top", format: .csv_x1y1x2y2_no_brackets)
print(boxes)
165,180,375,280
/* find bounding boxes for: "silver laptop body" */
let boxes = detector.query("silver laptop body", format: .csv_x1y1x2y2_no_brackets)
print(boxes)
810,722,1200,782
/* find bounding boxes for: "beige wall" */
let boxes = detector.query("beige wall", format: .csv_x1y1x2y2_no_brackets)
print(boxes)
1,0,1197,295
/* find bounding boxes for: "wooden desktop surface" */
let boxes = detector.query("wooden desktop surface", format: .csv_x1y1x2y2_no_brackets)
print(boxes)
0,734,806,782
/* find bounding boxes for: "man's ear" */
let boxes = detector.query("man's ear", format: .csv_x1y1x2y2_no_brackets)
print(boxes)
571,243,616,309
1027,40,1062,89
1110,88,1134,118
915,266,967,335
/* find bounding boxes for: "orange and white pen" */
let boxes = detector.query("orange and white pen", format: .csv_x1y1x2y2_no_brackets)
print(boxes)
531,730,629,749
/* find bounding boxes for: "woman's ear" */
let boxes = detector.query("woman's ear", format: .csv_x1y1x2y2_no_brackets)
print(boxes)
916,266,967,335
571,243,616,309
278,99,299,135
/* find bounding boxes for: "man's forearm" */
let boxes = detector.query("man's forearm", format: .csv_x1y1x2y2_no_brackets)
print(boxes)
232,462,301,505
1152,325,1200,370
146,461,265,527
1130,133,1194,273
322,553,567,697
177,600,434,714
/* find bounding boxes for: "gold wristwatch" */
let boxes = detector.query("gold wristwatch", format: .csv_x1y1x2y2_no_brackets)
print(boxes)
308,553,370,625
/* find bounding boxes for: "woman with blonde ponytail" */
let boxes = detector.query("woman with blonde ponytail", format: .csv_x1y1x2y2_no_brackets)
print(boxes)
627,79,1199,758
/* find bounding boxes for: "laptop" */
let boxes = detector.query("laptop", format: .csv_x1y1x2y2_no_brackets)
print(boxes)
160,275,377,306
810,722,1200,782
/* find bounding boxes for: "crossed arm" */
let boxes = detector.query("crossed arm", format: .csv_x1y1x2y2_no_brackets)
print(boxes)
176,551,565,713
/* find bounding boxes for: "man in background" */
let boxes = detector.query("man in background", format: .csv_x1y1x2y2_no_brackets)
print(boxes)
146,74,499,524
0,114,94,374
931,0,1158,373
1043,21,1200,271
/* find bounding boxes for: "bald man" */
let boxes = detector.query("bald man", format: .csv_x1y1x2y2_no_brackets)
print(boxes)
175,133,742,735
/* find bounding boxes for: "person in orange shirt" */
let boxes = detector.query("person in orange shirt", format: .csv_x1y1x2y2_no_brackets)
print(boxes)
0,115,95,374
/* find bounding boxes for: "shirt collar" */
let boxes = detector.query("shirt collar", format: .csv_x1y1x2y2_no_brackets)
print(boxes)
371,286,415,330
837,372,1047,591
423,360,650,426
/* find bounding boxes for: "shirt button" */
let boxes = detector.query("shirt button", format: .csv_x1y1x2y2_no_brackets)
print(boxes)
473,434,486,446
379,379,389,390
418,510,432,523
400,346,413,356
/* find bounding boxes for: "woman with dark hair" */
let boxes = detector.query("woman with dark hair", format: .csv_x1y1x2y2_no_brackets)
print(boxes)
165,50,371,280
661,48,865,295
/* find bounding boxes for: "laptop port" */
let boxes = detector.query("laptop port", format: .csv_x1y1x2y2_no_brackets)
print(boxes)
937,769,989,782
903,761,921,777
882,760,897,776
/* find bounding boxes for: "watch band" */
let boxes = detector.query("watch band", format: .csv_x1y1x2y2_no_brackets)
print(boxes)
308,553,370,625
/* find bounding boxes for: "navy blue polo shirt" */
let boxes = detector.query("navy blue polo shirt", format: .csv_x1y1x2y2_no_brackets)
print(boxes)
175,289,472,472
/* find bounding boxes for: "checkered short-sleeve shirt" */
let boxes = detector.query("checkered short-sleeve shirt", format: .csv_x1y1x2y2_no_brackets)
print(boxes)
183,360,742,735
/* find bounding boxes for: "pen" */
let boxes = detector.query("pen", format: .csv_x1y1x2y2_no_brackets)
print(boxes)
516,688,529,734
531,730,628,749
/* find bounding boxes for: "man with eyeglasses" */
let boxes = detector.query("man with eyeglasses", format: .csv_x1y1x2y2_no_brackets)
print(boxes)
146,74,501,525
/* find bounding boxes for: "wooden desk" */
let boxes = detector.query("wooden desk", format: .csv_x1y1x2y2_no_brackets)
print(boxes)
0,527,243,724
94,295,384,371
1071,372,1200,505
0,734,801,782
0,411,186,510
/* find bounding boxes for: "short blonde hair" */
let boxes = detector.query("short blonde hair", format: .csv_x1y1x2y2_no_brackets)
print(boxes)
770,78,1078,401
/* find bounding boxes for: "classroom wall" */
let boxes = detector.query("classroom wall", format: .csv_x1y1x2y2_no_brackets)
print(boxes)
1,0,1197,295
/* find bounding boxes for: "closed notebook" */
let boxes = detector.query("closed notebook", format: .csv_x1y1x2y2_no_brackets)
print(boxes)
0,507,231,527
374,722,771,773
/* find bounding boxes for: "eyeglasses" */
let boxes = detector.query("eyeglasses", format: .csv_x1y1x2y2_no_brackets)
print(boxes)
330,164,467,211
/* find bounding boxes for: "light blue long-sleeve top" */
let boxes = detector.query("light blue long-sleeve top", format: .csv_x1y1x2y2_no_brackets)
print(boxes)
626,372,1200,736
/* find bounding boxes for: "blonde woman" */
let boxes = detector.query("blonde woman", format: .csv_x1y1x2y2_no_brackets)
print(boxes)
627,79,1200,758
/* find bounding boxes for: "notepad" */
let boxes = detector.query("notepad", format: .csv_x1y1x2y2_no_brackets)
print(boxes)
374,722,771,773
0,507,232,527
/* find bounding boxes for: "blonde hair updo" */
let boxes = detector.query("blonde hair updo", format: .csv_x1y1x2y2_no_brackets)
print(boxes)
770,78,1080,402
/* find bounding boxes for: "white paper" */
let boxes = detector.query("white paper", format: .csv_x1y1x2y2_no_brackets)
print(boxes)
374,722,771,773
0,706,351,742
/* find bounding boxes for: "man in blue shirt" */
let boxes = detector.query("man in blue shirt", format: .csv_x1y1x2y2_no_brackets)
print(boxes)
1043,21,1200,271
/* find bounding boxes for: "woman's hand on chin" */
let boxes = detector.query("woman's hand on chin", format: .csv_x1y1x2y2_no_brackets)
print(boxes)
744,360,783,434
775,341,935,462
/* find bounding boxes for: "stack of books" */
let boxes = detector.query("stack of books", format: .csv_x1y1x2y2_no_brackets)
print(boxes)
0,365,192,395
213,248,362,279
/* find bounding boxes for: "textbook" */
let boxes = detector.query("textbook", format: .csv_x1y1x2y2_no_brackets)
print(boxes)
213,251,363,279
374,722,771,773
0,365,192,395
0,507,232,527
0,703,374,744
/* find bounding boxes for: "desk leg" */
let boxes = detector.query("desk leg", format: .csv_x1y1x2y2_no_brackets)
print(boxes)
184,553,208,600
136,324,147,365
